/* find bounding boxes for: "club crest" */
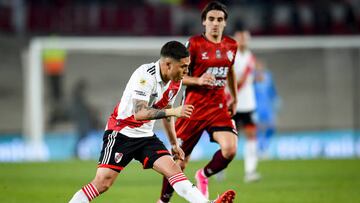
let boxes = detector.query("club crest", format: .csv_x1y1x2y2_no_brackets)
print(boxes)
216,50,221,59
227,50,234,61
114,152,123,163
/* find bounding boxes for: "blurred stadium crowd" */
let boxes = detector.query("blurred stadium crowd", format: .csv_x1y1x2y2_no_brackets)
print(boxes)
0,0,359,36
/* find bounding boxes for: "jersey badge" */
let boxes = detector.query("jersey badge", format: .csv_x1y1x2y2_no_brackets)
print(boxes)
216,50,221,59
201,52,209,60
139,78,146,86
227,50,234,61
114,152,123,163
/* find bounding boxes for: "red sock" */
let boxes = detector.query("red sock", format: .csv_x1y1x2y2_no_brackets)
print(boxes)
204,150,232,177
160,176,175,202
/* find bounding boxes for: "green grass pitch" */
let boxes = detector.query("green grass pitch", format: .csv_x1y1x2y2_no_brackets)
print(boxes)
0,159,359,203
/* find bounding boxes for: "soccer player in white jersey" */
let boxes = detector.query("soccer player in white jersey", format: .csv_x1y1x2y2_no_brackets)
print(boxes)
231,30,261,183
68,41,236,203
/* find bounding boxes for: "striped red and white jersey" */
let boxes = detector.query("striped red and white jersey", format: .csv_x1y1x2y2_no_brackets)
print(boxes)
234,49,257,112
105,60,182,138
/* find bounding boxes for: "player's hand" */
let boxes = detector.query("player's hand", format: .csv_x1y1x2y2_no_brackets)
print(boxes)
198,73,216,86
228,100,237,116
171,144,185,161
173,105,194,118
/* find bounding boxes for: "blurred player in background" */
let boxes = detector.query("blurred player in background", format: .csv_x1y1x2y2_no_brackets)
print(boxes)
68,41,235,203
254,60,280,159
231,29,261,183
70,79,103,159
158,2,238,202
43,45,67,127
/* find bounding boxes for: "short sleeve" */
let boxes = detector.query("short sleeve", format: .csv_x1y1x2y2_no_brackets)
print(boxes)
131,69,154,102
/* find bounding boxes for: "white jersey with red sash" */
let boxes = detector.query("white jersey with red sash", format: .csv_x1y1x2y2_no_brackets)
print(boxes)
234,49,256,112
105,60,181,138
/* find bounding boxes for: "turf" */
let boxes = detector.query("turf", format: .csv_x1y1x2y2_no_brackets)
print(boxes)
0,159,359,203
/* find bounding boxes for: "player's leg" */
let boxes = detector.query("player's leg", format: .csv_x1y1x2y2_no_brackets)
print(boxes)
136,134,208,203
154,155,209,203
241,112,261,182
158,119,205,203
257,120,275,159
195,111,238,198
264,124,275,149
257,122,267,156
195,130,237,198
69,130,132,202
258,121,275,159
263,112,276,155
69,167,119,203
158,156,190,203
153,155,236,203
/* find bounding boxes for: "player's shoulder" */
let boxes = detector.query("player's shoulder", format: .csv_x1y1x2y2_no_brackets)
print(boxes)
188,34,204,44
132,62,157,85
128,63,157,90
222,35,237,46
136,62,156,76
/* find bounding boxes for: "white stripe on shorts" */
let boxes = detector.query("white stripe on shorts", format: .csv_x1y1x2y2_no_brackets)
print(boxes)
102,131,117,164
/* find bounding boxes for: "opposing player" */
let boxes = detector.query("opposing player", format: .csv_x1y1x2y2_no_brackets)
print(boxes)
231,29,261,182
158,2,238,202
68,41,235,203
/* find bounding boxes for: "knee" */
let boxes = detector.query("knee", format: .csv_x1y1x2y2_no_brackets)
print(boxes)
223,150,236,160
222,145,237,160
92,174,115,193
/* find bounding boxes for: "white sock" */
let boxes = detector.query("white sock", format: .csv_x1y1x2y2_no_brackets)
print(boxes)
168,173,208,203
69,190,89,203
244,140,258,174
69,183,99,203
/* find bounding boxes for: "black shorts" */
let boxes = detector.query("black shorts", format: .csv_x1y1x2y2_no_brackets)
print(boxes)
98,130,171,172
232,111,256,130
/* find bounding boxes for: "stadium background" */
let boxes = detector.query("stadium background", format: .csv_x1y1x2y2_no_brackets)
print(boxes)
0,0,359,202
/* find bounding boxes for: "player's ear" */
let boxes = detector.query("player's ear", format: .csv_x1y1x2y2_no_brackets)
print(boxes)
165,58,172,70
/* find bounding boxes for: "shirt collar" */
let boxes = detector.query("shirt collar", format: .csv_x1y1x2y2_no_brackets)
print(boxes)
155,60,163,83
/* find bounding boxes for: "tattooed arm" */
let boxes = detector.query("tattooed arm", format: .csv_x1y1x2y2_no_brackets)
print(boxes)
133,99,194,121
133,99,166,120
